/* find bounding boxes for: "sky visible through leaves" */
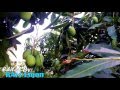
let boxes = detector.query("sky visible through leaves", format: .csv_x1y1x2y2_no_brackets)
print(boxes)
8,12,85,62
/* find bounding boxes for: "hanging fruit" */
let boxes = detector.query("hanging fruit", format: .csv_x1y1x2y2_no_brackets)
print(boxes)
67,26,76,37
20,12,33,21
92,15,98,23
23,49,32,59
25,55,36,67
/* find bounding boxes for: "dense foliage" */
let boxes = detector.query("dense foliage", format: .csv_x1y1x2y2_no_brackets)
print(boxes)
1,12,120,78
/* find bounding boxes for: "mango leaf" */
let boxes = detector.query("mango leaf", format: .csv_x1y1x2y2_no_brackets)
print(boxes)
0,71,5,78
6,54,11,66
7,26,34,39
60,59,120,78
43,13,62,30
93,69,115,78
50,22,70,29
103,16,113,23
84,43,120,58
89,23,103,30
54,12,74,17
111,38,118,49
62,12,74,17
107,25,118,49
107,25,117,39
9,50,17,58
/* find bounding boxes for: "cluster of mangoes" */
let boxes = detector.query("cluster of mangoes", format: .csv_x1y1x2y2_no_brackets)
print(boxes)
23,49,44,68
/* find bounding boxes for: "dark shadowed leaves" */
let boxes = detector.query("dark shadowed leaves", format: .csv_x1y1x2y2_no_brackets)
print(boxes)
103,16,113,23
93,68,115,78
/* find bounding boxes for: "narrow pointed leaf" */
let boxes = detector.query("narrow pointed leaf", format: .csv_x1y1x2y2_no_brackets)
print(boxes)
9,50,17,58
7,26,34,39
50,22,70,29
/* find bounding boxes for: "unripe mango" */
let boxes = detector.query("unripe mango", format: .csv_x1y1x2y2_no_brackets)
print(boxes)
67,26,76,37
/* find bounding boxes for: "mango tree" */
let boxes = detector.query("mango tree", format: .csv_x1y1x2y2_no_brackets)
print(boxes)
1,12,120,78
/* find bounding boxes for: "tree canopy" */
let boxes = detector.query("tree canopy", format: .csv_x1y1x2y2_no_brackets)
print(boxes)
1,12,120,78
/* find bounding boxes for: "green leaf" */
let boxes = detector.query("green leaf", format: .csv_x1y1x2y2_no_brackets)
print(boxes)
50,22,70,29
66,33,70,48
60,59,120,78
54,12,73,17
62,12,74,17
43,13,62,30
111,38,118,49
4,53,11,66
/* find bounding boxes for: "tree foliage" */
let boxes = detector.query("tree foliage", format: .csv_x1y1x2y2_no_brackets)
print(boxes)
1,12,120,78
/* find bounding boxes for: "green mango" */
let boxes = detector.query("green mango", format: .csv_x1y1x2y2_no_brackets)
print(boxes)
26,55,36,67
20,12,33,21
67,26,76,37
92,16,98,23
23,49,32,59
35,54,44,67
